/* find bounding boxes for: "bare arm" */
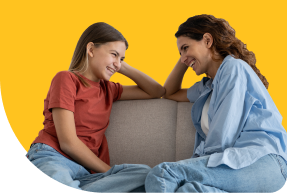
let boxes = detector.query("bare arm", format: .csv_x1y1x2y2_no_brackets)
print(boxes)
52,108,111,173
118,61,165,100
163,58,189,102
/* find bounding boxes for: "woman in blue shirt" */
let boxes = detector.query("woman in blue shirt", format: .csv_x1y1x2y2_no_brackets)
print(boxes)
145,14,287,192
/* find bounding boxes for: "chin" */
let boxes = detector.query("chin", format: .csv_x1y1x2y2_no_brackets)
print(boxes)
103,75,112,81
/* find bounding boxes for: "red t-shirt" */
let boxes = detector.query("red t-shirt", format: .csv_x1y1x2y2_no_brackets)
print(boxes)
32,71,123,172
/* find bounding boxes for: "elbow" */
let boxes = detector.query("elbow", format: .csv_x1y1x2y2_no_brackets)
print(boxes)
59,142,71,154
59,140,77,155
162,94,172,100
152,86,166,99
162,87,172,99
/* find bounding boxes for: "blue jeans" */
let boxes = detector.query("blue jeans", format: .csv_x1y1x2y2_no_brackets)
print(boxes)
145,154,287,192
26,143,151,192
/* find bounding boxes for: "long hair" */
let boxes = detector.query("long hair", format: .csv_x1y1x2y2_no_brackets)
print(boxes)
175,14,269,89
69,22,128,87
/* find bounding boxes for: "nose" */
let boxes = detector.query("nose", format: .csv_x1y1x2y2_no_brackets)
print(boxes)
180,54,187,64
113,58,121,71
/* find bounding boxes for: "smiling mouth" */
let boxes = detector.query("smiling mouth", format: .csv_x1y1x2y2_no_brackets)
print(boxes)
107,67,116,74
189,60,196,68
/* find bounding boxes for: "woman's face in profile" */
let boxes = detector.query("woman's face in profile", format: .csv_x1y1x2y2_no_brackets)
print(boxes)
177,35,212,76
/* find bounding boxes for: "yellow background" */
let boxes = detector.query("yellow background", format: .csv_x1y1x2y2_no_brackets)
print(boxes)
1,0,287,151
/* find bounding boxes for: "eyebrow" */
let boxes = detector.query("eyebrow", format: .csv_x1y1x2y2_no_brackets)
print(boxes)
111,50,125,60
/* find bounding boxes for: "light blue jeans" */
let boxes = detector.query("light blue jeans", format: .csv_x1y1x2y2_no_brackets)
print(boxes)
145,154,287,192
26,143,151,192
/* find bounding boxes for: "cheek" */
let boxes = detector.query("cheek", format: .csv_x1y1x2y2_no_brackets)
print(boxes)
102,55,114,65
93,57,111,68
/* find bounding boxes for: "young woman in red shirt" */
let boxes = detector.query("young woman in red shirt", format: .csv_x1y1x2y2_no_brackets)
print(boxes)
26,22,165,192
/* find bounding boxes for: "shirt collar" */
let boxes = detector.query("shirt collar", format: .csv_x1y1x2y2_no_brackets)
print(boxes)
211,55,233,89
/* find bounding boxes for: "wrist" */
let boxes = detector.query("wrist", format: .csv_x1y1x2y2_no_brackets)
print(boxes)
118,61,131,75
118,61,127,74
177,59,188,69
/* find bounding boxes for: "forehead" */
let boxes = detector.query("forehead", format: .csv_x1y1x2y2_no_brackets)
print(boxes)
177,36,193,48
103,41,126,56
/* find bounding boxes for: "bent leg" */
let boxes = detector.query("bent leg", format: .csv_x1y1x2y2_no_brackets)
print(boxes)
176,181,227,193
78,164,151,192
145,154,286,192
26,143,89,189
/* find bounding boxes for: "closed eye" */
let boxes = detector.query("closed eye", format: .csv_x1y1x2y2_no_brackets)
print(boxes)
110,50,125,61
180,44,188,55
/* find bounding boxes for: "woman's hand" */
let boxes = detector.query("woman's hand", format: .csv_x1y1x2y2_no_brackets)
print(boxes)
117,61,165,100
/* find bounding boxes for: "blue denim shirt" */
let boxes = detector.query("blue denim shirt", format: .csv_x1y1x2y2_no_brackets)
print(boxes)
187,55,287,169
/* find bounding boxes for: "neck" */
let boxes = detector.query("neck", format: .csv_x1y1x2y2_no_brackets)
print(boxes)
208,61,222,79
80,69,100,82
207,53,223,79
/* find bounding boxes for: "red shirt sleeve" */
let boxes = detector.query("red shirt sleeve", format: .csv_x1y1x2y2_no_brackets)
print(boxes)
106,81,123,102
48,71,77,112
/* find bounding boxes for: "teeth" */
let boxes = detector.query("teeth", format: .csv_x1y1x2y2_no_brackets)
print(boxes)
107,67,115,73
189,60,195,67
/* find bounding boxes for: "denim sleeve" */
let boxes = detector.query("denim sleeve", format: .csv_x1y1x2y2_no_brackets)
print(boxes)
204,65,249,154
187,77,210,103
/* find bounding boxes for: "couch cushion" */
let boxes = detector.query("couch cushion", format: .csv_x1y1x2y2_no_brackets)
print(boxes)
176,102,196,161
106,99,177,167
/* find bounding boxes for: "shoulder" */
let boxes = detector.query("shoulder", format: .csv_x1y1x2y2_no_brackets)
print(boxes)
54,71,76,79
52,71,78,83
49,71,80,90
187,77,211,102
212,56,250,92
218,55,248,76
190,77,212,90
214,55,250,85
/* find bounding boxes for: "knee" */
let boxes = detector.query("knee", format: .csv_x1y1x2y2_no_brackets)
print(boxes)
145,162,174,183
134,164,152,174
145,162,178,191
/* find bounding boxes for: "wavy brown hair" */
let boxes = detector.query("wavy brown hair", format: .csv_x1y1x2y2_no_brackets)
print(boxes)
175,14,269,89
69,22,128,87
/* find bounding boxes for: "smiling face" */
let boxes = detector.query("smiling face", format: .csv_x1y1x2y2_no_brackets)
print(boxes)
177,35,214,77
83,41,126,82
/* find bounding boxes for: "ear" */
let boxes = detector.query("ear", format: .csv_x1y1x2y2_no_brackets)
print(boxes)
86,42,94,57
203,33,213,49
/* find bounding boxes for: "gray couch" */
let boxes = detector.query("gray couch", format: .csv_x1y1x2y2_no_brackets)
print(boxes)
0,99,198,193
105,99,196,168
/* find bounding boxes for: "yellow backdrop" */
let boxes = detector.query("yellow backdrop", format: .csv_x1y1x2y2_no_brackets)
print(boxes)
1,0,286,151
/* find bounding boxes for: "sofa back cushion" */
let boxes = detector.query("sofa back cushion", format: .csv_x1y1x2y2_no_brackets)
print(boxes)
106,99,196,167
176,102,196,161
